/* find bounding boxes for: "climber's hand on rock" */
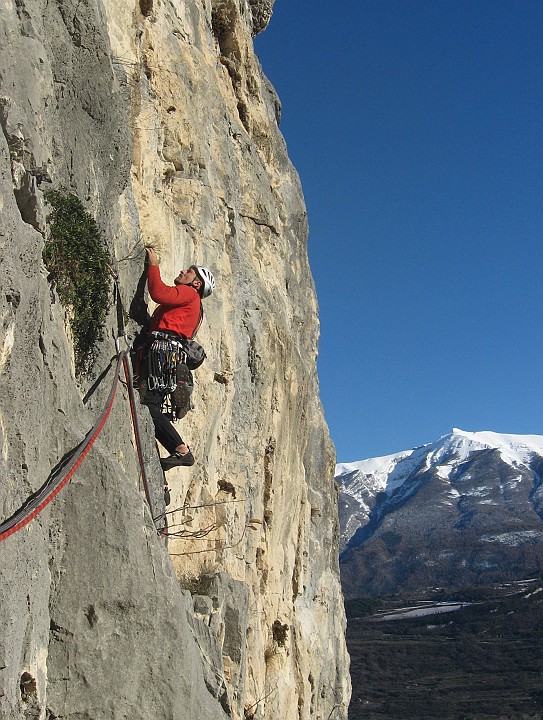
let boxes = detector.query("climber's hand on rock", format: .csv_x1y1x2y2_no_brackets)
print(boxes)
146,247,159,266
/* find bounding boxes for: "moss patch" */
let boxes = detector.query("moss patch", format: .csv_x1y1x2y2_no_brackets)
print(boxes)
43,190,111,375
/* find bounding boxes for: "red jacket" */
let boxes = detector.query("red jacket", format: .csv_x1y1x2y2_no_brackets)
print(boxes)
147,265,201,338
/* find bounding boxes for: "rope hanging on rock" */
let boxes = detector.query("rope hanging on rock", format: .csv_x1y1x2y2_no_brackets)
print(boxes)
0,350,152,543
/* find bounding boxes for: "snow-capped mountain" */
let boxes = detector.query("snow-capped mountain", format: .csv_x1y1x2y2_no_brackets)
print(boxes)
337,429,543,597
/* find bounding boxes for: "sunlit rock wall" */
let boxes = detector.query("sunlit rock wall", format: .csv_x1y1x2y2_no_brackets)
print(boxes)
0,0,350,718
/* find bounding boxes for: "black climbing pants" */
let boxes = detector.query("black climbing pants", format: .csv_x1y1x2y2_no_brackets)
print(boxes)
141,388,184,455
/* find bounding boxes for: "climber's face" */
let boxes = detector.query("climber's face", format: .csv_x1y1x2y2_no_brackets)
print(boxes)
174,267,197,285
174,267,202,293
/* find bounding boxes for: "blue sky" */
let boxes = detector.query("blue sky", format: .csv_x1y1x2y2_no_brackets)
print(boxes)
254,1,543,462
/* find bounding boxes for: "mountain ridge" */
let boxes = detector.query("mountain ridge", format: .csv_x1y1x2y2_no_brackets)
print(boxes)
337,429,543,598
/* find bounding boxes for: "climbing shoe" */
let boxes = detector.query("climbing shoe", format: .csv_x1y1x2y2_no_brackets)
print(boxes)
160,450,195,471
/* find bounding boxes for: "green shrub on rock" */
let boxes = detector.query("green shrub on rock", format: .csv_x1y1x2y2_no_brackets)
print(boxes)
43,190,111,375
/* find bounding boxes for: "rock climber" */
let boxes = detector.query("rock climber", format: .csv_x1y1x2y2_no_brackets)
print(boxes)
140,247,215,471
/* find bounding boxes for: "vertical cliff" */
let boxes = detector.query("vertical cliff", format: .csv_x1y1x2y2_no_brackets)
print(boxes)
0,0,350,718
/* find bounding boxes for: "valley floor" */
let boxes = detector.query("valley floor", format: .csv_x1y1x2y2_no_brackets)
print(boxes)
346,578,543,720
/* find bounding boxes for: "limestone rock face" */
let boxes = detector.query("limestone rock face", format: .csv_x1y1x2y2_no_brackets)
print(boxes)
0,0,350,718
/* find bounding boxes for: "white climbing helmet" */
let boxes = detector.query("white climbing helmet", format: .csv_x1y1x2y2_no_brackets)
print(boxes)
194,265,215,298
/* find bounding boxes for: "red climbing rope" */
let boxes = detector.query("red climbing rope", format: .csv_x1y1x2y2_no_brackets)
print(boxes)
0,349,151,542
122,352,152,509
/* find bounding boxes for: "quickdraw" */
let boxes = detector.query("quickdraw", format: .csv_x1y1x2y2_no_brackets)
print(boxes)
147,332,186,393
